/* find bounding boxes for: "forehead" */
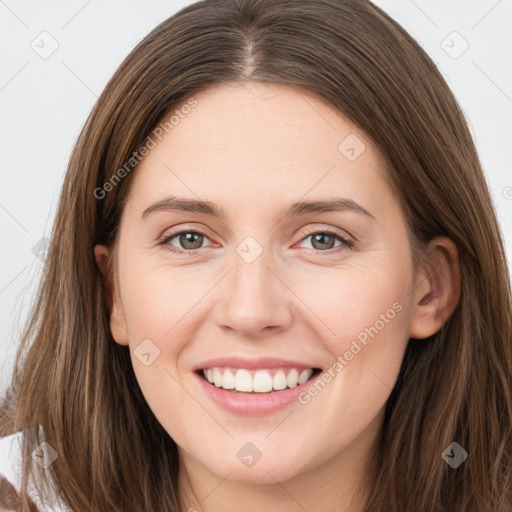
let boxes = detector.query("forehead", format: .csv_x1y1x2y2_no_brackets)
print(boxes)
126,82,394,218
154,82,363,167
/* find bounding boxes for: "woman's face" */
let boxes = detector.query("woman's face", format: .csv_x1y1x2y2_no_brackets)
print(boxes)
99,82,423,485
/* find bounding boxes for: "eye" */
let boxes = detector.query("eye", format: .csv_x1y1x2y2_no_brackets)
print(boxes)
297,229,354,252
159,228,212,254
158,227,355,255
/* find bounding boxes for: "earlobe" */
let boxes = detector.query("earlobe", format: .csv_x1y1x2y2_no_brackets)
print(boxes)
409,237,461,340
109,300,130,346
93,244,130,346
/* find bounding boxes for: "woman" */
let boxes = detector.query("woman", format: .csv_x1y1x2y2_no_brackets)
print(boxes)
1,0,511,510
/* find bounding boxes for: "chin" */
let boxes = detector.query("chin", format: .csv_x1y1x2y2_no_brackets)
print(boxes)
203,452,306,485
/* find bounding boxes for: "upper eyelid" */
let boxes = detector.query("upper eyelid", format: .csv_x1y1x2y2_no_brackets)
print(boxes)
158,221,206,235
296,225,352,240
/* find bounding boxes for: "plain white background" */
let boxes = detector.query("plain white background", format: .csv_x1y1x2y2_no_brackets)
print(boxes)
1,0,511,399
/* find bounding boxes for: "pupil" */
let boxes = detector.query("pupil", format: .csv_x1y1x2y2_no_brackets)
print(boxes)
181,232,203,249
312,233,334,250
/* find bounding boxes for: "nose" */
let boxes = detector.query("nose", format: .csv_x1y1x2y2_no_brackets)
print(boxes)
213,246,293,338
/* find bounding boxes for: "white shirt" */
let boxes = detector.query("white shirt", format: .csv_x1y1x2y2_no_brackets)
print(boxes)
0,431,70,511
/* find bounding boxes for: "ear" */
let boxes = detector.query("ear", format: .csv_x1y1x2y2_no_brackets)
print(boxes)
94,244,129,346
409,236,461,339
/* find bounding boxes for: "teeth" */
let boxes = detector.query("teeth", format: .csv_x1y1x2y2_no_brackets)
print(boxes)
287,368,299,388
235,369,253,392
222,369,235,389
298,369,311,385
201,367,314,392
213,368,223,387
273,370,287,390
253,370,273,392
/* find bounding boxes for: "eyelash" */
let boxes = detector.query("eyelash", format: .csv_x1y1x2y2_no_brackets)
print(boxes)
158,227,355,255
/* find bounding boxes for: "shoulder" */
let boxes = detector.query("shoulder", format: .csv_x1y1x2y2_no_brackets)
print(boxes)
0,432,69,512
1,473,39,512
0,431,36,510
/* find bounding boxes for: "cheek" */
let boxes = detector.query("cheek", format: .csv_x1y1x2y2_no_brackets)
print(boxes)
120,262,198,348
281,276,410,469
291,257,411,409
292,259,409,349
118,264,197,436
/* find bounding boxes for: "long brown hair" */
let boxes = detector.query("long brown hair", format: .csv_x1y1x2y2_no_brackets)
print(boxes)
1,0,511,510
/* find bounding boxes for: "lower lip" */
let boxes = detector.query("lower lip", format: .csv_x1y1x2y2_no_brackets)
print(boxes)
193,370,322,416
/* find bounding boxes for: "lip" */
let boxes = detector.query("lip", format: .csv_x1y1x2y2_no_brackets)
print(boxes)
193,367,323,416
192,356,320,372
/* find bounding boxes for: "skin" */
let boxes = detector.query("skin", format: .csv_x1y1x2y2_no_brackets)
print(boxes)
95,82,460,512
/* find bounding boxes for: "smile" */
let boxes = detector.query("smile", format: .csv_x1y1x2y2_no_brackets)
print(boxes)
200,367,322,393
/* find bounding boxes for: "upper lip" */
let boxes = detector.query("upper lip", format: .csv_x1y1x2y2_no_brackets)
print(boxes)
193,356,321,372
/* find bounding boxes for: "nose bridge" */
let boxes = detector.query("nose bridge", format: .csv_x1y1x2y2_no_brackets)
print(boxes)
233,239,273,297
214,235,292,336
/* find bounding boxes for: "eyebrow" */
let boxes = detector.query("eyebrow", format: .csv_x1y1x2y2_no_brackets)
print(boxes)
141,195,375,221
